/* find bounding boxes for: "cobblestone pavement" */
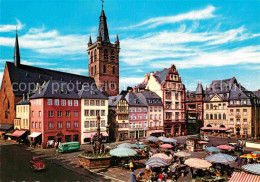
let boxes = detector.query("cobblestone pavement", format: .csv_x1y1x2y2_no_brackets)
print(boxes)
1,135,255,182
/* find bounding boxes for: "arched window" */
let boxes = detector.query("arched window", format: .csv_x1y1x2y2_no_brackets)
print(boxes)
94,65,96,75
111,50,115,62
206,114,209,119
103,64,106,73
210,114,213,120
210,104,213,109
94,50,97,62
207,124,212,127
214,114,217,119
218,114,222,120
223,114,226,120
112,66,115,74
104,49,108,61
91,67,93,76
90,52,93,63
206,104,209,110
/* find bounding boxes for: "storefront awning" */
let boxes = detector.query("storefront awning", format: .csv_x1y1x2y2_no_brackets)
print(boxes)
201,127,230,131
229,172,260,182
83,131,108,138
198,141,208,144
148,130,165,134
0,131,6,135
11,130,26,137
0,123,13,130
28,132,42,138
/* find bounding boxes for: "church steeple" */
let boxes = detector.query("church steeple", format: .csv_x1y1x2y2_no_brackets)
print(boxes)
14,28,21,67
98,8,110,42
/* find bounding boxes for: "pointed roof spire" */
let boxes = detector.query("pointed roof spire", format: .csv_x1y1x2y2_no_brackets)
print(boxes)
115,34,119,43
98,0,110,42
88,36,92,44
14,27,21,67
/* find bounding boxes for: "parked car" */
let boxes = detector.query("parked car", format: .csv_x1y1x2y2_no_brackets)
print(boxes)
30,156,46,171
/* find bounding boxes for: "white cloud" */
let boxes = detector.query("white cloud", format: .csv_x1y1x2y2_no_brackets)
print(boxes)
21,60,57,66
120,77,144,89
0,19,24,32
151,46,260,69
0,72,3,87
56,68,88,75
123,6,216,29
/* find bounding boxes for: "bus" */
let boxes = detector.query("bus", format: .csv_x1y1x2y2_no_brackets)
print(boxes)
58,142,80,153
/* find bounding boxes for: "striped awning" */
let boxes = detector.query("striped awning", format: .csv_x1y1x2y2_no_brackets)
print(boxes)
11,130,26,137
201,127,230,131
229,172,260,182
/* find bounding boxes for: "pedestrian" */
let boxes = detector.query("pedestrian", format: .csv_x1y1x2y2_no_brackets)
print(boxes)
158,172,163,182
130,168,136,182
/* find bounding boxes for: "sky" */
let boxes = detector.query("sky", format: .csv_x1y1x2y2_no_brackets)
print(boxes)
0,0,259,91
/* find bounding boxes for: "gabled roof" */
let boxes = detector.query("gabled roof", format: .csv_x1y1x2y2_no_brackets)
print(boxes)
30,80,79,99
108,95,123,106
16,99,30,105
125,92,146,107
154,68,170,84
136,91,163,106
78,85,108,100
6,62,94,96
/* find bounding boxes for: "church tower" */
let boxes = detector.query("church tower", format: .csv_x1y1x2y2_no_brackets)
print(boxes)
88,6,120,96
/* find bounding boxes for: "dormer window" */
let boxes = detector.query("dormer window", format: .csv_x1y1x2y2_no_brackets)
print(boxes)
90,90,96,95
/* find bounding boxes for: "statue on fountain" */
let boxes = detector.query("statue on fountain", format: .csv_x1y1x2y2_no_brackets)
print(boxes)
92,114,104,154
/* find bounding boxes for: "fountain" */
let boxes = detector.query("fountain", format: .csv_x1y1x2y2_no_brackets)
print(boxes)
78,115,112,169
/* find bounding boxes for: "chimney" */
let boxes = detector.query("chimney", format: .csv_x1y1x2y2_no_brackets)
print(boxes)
22,93,25,101
27,93,30,101
144,73,150,82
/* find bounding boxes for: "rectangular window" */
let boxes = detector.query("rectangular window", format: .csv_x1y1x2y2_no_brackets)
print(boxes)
48,122,54,129
90,100,95,106
65,111,70,117
138,115,142,119
101,100,105,106
66,121,71,128
90,110,95,116
138,108,142,112
230,118,234,124
39,111,42,117
133,108,136,112
237,119,240,124
48,99,52,105
144,114,147,119
96,100,100,106
39,122,42,129
74,100,78,106
32,111,34,117
57,111,62,117
129,108,132,112
32,122,34,129
159,114,161,120
129,115,132,120
84,110,89,116
139,122,142,128
84,121,89,128
84,100,89,106
129,123,132,128
144,108,147,112
96,110,100,116
90,121,95,127
150,114,152,120
65,135,71,142
48,111,53,117
243,109,247,115
74,121,79,128
101,120,105,127
74,111,78,117
243,119,247,125
61,99,66,106
57,122,63,129
55,99,59,106
101,110,105,116
68,100,72,106
144,122,147,127
223,104,226,109
154,107,157,112
150,107,153,112
243,128,248,135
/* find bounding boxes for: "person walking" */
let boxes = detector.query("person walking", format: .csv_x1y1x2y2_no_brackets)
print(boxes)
130,168,136,182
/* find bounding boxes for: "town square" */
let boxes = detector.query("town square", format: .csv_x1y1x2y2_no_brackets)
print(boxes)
0,0,260,181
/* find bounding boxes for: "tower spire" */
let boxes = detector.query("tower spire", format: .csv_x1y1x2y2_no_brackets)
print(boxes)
98,0,110,42
14,27,20,67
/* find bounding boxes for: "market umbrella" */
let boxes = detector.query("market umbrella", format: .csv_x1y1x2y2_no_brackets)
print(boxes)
184,158,212,169
160,144,173,149
252,151,260,155
109,148,137,157
161,138,177,143
158,136,166,141
146,157,169,167
132,144,149,149
151,153,172,163
217,145,234,150
242,164,260,175
240,153,260,159
174,151,191,158
206,153,236,164
205,147,222,152
146,136,159,141
117,143,133,148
